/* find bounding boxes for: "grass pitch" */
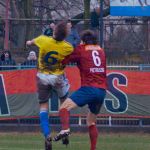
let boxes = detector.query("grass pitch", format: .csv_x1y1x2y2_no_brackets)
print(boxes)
0,132,150,150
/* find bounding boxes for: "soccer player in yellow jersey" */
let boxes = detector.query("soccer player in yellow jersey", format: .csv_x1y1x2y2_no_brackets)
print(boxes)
26,21,73,150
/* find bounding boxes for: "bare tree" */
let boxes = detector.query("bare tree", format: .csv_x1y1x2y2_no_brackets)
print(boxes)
0,0,110,50
84,0,91,28
9,0,34,48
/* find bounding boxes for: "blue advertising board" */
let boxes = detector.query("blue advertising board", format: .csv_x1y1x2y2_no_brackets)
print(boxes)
110,0,150,16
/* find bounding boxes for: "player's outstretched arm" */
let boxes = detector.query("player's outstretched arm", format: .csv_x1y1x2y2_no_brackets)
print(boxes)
26,39,35,46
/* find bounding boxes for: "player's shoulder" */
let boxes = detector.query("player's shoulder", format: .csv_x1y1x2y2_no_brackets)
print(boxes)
62,41,74,52
42,35,53,41
73,44,87,54
84,44,102,50
75,44,85,50
63,40,73,47
35,35,52,41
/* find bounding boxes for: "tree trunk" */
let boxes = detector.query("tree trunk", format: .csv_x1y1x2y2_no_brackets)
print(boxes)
84,0,91,29
10,0,34,49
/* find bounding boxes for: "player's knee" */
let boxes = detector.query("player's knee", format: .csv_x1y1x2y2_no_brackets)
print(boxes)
87,118,96,126
60,98,65,104
59,98,77,111
59,101,68,110
39,102,49,110
59,104,66,110
87,112,97,126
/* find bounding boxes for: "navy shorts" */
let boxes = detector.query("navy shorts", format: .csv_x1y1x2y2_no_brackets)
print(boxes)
70,86,106,115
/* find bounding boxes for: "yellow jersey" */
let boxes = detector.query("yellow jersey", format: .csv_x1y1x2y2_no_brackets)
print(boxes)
34,35,73,75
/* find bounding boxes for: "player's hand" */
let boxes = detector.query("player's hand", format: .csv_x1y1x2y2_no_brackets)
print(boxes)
26,40,32,46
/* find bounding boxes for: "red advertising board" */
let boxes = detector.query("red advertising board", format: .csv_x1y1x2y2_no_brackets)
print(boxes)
1,67,150,95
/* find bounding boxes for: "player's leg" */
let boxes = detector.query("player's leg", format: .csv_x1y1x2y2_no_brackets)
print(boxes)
59,98,77,129
87,112,98,150
37,75,52,150
54,86,93,141
39,102,50,138
59,99,76,146
50,87,68,145
56,74,70,104
39,103,52,150
58,95,74,146
54,86,86,142
53,98,77,142
87,88,106,150
55,74,73,131
53,74,73,144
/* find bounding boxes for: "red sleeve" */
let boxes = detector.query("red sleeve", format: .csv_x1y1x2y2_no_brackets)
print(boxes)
62,45,81,65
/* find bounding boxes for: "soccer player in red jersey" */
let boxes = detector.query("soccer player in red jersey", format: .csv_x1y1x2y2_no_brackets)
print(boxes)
54,30,107,150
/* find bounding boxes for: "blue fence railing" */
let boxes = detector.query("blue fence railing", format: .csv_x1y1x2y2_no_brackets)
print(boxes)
0,64,150,71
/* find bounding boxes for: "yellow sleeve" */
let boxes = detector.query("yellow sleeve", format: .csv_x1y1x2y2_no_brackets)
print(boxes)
63,42,74,56
34,35,47,49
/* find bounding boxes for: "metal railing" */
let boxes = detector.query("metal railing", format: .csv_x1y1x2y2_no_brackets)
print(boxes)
0,64,150,71
0,115,150,127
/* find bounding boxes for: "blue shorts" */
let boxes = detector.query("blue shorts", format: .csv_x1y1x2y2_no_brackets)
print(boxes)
70,86,106,115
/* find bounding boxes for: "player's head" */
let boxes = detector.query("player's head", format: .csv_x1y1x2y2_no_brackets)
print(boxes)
81,30,97,45
53,21,68,41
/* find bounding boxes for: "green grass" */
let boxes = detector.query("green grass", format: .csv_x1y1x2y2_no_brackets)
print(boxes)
0,132,150,150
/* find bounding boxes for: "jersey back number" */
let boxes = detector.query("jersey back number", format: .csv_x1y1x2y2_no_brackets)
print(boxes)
92,50,101,67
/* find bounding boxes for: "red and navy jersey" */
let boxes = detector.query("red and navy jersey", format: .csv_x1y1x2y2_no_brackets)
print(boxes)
63,44,107,89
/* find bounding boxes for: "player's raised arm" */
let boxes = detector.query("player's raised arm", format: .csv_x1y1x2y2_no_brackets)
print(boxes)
26,39,35,46
26,35,49,50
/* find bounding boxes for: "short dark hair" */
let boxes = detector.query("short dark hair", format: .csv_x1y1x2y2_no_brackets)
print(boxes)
53,21,68,41
81,30,97,45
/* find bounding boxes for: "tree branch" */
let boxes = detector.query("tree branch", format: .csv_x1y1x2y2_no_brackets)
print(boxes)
0,1,6,8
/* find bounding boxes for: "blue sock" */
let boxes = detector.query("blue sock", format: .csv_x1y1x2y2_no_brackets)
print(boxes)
39,110,50,138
